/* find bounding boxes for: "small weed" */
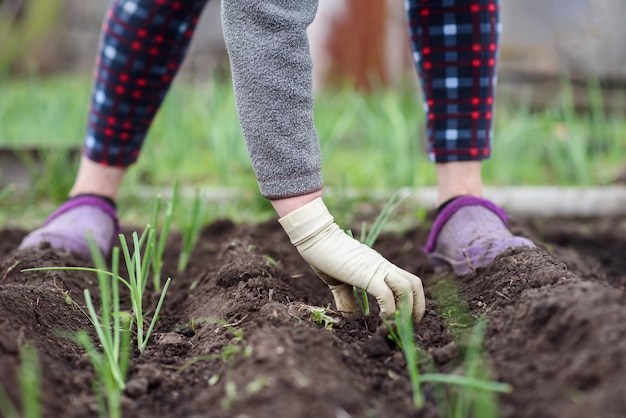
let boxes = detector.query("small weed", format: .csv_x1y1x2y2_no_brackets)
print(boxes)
174,317,250,375
218,375,269,411
262,254,279,267
310,305,339,330
292,303,340,330
51,278,81,312
171,317,254,412
221,378,238,410
208,374,220,386
245,376,269,395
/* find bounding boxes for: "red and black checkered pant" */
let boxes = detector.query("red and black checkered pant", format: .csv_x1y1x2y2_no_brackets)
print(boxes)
85,0,499,166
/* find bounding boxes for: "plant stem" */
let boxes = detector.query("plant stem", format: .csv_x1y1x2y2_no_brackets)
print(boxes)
419,374,512,393
18,344,41,418
140,277,172,352
397,300,424,409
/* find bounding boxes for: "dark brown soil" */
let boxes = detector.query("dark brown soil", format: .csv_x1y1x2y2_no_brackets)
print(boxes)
0,212,624,418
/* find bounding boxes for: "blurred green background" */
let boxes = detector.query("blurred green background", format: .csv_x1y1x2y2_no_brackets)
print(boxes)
1,0,625,228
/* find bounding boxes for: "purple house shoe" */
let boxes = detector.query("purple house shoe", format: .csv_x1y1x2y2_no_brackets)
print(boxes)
19,195,120,259
424,196,535,275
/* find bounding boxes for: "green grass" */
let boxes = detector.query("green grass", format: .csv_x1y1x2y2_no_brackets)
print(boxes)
0,343,42,418
385,300,511,414
0,75,624,228
177,187,208,273
2,75,624,186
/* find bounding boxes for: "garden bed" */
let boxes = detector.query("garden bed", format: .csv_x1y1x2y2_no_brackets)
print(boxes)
0,212,624,417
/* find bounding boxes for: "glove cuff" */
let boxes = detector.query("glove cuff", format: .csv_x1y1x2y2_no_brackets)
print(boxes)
278,197,334,246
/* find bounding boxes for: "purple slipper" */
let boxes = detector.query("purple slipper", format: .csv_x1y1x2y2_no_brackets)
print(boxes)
18,195,120,258
424,196,535,275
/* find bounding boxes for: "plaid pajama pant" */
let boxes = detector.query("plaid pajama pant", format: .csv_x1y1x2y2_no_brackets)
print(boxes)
406,0,500,162
85,0,499,166
85,0,209,166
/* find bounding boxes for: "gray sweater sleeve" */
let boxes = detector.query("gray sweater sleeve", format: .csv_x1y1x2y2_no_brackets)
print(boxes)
221,0,322,200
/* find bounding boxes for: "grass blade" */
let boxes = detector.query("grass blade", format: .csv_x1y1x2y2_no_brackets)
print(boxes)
419,373,512,393
18,344,41,418
140,277,172,352
178,187,205,273
397,300,423,409
83,289,125,390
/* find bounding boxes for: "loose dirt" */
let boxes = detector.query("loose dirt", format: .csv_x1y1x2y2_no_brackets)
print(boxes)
0,212,624,418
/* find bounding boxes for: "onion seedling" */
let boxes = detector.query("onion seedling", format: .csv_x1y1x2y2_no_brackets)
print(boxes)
353,190,404,316
23,238,131,387
0,381,19,418
118,227,172,353
21,228,172,416
0,343,41,418
387,299,424,408
178,187,207,273
386,303,512,412
21,238,136,418
74,239,131,418
150,181,178,292
22,225,172,356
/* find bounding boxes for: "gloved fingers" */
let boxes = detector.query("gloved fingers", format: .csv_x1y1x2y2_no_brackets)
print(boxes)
312,267,359,317
328,283,359,318
380,269,417,321
397,269,426,322
367,279,397,320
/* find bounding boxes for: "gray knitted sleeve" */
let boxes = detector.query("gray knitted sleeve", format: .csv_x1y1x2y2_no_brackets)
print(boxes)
221,0,322,200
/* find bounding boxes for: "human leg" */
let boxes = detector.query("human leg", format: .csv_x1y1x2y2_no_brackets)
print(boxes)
435,161,482,207
406,0,534,274
70,156,127,201
19,0,209,257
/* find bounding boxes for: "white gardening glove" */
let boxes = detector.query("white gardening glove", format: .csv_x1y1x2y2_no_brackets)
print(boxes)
278,197,425,322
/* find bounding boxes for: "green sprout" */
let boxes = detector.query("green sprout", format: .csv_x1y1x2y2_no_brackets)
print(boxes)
84,241,131,390
386,299,424,408
0,343,42,418
291,303,339,330
310,305,340,330
353,190,404,316
178,187,207,273
150,181,178,292
117,227,172,353
174,317,250,376
386,301,512,412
